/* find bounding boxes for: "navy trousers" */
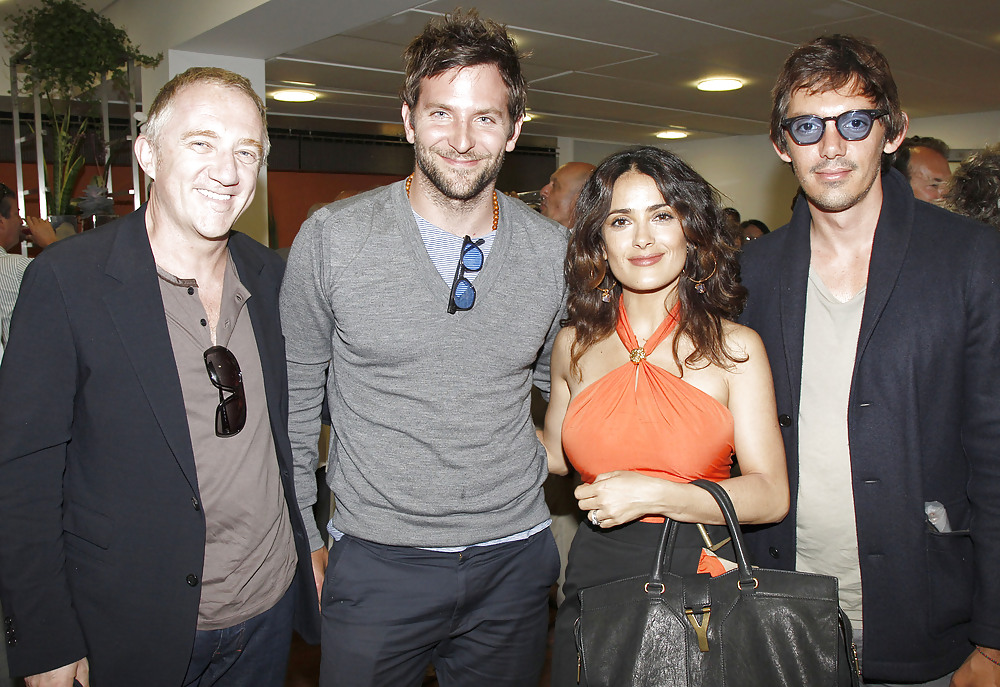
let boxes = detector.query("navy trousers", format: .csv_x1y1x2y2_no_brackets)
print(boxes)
181,581,295,687
319,529,559,687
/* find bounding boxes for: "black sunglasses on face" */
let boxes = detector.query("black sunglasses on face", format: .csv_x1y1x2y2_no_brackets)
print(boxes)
781,109,887,146
204,345,246,437
447,235,485,314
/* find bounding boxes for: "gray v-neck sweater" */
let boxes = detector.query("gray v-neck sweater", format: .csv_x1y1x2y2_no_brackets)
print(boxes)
281,180,568,549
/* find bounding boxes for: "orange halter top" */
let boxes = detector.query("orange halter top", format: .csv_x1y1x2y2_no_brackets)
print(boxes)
561,301,734,489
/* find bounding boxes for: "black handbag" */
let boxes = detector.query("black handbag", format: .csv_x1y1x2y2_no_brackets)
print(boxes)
575,479,861,686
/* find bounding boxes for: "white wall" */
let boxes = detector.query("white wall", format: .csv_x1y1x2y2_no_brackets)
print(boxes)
905,110,1000,153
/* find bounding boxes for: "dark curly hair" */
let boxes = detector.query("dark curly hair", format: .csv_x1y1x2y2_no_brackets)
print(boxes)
945,144,1000,230
565,146,747,375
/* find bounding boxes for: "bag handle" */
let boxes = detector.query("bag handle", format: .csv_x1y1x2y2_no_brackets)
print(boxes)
690,479,755,586
647,480,756,591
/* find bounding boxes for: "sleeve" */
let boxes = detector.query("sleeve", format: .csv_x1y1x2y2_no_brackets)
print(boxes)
961,229,1000,649
0,258,89,676
531,229,569,401
280,218,336,552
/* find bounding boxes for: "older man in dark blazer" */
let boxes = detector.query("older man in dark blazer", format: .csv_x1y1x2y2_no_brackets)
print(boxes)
0,67,319,687
739,36,1000,686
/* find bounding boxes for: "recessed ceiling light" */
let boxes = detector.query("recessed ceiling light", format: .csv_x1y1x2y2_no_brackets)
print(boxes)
272,89,317,102
697,78,743,92
522,113,533,122
656,130,689,139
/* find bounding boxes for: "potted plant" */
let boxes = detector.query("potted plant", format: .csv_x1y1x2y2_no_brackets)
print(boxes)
4,0,160,228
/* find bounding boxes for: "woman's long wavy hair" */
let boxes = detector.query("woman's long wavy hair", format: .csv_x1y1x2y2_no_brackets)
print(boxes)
565,146,747,376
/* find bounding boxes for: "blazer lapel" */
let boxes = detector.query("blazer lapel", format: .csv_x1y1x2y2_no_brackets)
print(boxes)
229,235,289,463
856,169,913,364
777,196,813,421
102,210,200,491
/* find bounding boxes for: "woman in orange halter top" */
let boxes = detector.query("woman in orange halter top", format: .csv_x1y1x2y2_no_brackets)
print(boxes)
542,147,789,686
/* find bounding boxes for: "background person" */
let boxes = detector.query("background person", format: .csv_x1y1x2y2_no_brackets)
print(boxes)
891,135,952,203
542,146,788,687
0,186,56,352
739,218,770,246
539,161,596,229
944,143,1000,230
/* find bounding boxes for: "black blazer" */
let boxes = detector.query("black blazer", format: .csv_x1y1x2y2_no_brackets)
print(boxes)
738,169,1000,682
0,209,319,685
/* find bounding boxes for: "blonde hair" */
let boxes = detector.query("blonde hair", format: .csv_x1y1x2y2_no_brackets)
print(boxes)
143,67,270,162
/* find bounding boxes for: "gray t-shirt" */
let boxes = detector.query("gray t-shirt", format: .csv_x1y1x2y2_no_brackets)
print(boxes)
796,267,866,629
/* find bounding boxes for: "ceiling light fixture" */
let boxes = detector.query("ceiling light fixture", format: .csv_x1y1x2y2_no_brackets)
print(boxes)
697,78,743,92
656,130,688,139
272,89,318,102
522,113,533,122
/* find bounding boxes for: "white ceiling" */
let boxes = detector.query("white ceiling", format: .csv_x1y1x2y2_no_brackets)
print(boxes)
245,0,1000,146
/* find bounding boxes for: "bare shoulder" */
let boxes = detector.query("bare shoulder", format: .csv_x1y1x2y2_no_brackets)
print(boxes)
552,326,578,363
721,320,767,366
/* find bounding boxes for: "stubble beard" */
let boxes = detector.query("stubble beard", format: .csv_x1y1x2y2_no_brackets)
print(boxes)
794,157,880,214
414,139,505,202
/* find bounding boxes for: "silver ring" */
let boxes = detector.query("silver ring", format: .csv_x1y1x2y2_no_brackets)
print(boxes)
589,510,600,526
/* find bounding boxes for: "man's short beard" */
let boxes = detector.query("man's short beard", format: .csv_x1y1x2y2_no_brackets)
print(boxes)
794,159,880,214
414,141,506,202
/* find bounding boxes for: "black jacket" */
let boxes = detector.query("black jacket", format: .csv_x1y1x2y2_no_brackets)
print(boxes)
739,169,1000,682
0,209,320,684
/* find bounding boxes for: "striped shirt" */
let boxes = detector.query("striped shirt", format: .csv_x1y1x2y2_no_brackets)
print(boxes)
0,247,32,362
413,209,497,284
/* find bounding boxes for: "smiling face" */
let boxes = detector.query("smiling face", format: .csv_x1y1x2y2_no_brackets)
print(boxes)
401,64,521,202
136,82,264,242
602,171,688,298
775,84,905,215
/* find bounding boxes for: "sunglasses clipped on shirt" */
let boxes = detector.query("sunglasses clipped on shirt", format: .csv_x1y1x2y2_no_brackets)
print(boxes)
781,109,887,146
447,235,485,314
204,345,246,437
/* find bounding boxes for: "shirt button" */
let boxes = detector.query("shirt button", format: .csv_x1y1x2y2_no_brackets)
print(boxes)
778,414,791,427
187,287,194,295
186,574,199,587
191,497,200,512
200,319,207,327
769,547,780,559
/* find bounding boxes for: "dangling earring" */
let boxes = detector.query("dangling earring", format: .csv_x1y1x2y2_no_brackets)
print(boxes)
600,288,612,303
685,257,718,294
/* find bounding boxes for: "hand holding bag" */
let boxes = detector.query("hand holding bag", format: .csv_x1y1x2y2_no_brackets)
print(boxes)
575,479,860,686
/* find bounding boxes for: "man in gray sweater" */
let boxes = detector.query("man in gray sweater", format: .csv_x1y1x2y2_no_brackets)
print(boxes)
280,10,567,687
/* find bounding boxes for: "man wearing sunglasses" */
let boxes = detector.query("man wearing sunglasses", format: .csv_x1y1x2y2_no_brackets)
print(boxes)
281,10,566,687
739,35,1000,686
0,68,319,687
